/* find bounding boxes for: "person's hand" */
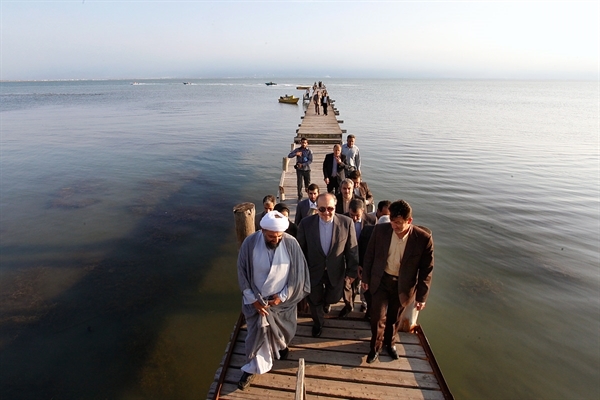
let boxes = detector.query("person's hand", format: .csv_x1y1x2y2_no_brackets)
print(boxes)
324,178,329,184
361,282,369,291
295,151,302,157
345,276,355,285
415,302,426,311
268,294,282,307
252,300,269,316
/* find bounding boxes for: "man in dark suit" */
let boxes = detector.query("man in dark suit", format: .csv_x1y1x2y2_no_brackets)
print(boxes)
322,144,347,194
335,179,365,215
361,200,434,363
339,199,377,317
297,193,359,337
348,170,374,209
294,183,320,226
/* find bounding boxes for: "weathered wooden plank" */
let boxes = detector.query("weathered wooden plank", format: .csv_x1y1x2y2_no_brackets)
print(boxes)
289,335,427,358
296,317,421,345
217,382,340,400
271,360,441,390
302,375,445,400
282,347,434,373
295,325,370,341
218,381,294,399
227,346,433,374
222,367,443,400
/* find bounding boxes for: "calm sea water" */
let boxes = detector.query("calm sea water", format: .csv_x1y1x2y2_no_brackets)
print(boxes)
0,79,598,399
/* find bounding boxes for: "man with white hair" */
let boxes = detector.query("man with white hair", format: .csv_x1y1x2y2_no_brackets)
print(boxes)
237,211,310,390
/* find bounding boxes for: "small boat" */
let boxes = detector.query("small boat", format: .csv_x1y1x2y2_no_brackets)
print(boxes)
265,82,277,86
296,85,311,90
183,82,191,85
278,95,299,104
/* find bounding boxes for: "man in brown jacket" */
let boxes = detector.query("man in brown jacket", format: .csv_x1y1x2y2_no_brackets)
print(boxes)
361,199,434,363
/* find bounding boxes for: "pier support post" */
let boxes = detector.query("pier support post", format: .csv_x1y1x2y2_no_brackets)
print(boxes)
282,157,289,173
233,202,256,248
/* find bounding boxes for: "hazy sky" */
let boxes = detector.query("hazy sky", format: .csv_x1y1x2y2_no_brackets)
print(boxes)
1,1,598,80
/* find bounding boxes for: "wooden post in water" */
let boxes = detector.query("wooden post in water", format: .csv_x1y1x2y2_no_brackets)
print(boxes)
233,202,255,248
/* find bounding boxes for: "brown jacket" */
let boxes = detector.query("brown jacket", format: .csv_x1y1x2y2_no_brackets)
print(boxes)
362,223,434,306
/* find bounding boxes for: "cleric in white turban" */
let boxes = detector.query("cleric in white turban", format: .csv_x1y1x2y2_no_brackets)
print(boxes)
236,210,310,390
259,210,290,232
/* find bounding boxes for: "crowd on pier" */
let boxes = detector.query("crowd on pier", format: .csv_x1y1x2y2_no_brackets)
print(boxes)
236,103,434,391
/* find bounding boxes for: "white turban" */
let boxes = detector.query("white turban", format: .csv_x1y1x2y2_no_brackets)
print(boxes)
377,215,391,224
260,210,290,232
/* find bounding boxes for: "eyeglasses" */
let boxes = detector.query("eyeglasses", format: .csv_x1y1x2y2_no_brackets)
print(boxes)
318,206,335,213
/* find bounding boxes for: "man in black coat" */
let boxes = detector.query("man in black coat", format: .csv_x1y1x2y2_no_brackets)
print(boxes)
322,144,347,194
339,199,376,317
297,193,359,337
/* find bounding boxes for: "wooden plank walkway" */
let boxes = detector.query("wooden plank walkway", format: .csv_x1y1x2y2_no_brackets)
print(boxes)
208,89,453,399
208,303,450,400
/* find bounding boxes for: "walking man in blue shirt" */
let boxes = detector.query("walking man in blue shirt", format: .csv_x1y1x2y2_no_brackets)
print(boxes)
288,137,313,201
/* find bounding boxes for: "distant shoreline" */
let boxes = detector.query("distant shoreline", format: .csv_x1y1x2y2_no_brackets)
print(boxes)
1,77,594,83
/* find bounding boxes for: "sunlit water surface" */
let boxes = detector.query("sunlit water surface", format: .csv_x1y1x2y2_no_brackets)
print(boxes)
0,79,597,399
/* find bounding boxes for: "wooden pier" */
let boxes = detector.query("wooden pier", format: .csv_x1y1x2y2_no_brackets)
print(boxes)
208,89,453,399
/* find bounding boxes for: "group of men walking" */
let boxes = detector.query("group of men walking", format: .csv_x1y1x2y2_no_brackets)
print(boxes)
236,134,435,390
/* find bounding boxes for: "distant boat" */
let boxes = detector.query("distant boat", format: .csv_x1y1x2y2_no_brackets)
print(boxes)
278,95,299,104
183,82,191,85
131,82,141,85
265,82,277,86
296,85,311,90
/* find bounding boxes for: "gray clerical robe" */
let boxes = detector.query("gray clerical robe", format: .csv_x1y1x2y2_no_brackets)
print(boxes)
237,232,310,365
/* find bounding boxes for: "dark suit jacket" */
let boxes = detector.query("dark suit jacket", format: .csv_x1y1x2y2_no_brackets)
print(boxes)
295,198,316,225
362,223,434,306
255,211,267,231
343,211,376,251
286,220,298,238
335,193,365,215
296,214,359,289
354,181,374,206
358,225,375,267
322,153,347,180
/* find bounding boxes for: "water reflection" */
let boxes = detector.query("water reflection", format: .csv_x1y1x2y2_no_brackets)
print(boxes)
0,167,242,399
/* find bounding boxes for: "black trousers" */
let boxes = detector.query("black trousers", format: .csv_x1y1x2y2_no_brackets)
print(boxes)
296,169,311,197
369,273,403,352
326,175,340,194
308,272,342,327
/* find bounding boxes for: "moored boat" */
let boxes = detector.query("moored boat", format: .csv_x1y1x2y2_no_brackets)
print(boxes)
265,82,277,86
278,95,299,104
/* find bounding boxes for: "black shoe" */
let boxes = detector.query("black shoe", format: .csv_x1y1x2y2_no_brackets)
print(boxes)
338,305,351,318
359,303,367,312
323,304,331,314
279,347,289,360
385,345,399,360
366,350,379,364
238,371,255,390
312,324,322,338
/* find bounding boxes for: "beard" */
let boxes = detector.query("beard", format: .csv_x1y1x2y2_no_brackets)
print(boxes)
265,239,281,249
